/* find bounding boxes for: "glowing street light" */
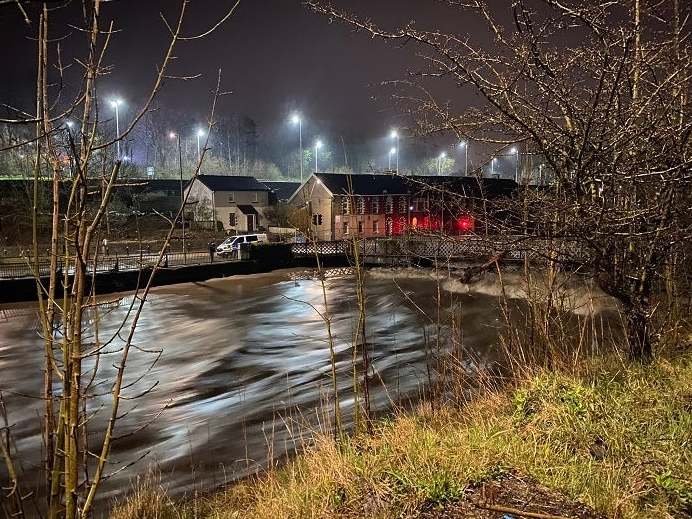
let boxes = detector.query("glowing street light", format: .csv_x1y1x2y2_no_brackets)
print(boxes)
390,130,400,174
388,147,396,170
110,98,124,159
169,131,187,257
437,151,447,175
290,113,303,183
509,146,519,181
314,139,323,172
196,128,206,163
459,140,468,176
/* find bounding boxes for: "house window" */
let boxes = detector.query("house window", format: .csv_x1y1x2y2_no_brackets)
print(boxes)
342,221,349,235
385,217,393,236
357,197,365,215
341,196,351,215
373,220,380,234
228,193,235,203
228,212,237,226
385,196,393,214
398,197,408,214
358,220,364,234
371,197,380,214
253,192,259,203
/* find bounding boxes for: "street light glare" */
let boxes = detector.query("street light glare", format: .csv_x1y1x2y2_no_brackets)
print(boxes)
110,98,123,108
390,130,398,139
169,132,176,139
459,141,466,147
66,121,74,128
510,146,517,154
197,129,205,137
315,140,323,149
390,147,396,155
440,152,447,158
291,114,301,125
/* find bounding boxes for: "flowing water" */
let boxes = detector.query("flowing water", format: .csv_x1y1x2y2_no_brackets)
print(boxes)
0,267,618,515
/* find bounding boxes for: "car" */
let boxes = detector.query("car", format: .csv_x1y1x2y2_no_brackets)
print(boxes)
216,234,268,256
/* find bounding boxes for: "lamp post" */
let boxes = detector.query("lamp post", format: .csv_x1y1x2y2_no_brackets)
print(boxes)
169,132,186,260
491,157,497,176
510,146,519,182
196,128,205,163
291,113,303,183
314,140,323,172
459,141,468,176
110,98,123,159
437,152,447,175
388,147,396,171
390,130,400,174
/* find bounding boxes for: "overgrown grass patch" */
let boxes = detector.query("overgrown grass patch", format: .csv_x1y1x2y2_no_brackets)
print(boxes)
111,353,692,518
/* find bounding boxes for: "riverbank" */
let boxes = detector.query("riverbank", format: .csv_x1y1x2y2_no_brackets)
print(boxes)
111,349,692,519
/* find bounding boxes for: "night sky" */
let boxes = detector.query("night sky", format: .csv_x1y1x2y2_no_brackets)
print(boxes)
0,0,506,169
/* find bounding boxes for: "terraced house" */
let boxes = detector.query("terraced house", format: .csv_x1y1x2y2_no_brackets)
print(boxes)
288,173,516,241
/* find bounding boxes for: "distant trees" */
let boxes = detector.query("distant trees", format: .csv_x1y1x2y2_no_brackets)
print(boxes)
309,0,692,360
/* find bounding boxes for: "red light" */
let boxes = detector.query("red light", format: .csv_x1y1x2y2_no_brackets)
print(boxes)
457,216,474,232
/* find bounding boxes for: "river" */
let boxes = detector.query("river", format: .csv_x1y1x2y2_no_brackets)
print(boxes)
0,267,617,515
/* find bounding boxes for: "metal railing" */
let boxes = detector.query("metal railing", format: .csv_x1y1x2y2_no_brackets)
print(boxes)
0,250,235,279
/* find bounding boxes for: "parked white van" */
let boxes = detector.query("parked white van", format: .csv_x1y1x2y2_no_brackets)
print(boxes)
216,234,268,256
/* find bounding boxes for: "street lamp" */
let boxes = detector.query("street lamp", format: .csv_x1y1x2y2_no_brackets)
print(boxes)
390,130,400,174
290,113,304,183
388,147,396,171
169,131,186,259
459,141,468,176
437,151,447,175
314,139,323,172
110,98,123,159
196,128,205,164
491,157,497,176
510,146,519,182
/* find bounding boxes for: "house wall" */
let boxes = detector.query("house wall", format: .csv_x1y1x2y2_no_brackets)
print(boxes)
290,177,334,241
185,181,214,221
213,190,270,232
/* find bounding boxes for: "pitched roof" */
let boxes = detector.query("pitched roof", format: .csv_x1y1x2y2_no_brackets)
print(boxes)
261,181,301,201
193,175,270,192
311,173,516,198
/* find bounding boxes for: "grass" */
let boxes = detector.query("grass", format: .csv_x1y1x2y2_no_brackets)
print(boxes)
110,352,692,519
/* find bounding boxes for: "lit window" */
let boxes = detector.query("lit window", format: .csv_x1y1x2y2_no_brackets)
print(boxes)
342,221,349,235
373,220,380,234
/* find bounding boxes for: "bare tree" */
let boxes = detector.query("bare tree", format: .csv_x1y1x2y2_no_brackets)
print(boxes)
307,0,692,359
0,1,238,517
